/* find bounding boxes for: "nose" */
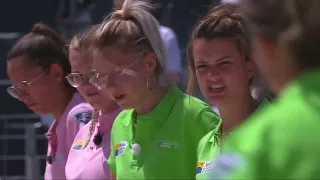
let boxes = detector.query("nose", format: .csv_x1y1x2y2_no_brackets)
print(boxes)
207,67,221,81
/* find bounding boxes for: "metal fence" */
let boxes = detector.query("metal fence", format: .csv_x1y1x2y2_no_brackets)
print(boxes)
0,114,47,180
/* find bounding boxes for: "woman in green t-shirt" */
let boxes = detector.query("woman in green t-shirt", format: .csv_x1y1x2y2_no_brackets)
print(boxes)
210,0,320,179
86,0,221,179
186,4,268,179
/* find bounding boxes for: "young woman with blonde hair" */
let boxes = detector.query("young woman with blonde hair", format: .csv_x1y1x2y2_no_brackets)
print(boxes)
89,0,221,179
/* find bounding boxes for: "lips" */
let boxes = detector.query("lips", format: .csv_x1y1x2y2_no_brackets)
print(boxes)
27,102,38,108
86,92,99,97
209,85,226,94
114,94,126,102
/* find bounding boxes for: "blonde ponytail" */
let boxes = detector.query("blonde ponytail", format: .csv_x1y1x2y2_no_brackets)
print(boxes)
82,109,100,149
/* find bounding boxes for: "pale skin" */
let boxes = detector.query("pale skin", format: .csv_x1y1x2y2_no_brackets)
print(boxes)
192,38,257,135
7,57,73,120
92,47,167,179
69,49,119,114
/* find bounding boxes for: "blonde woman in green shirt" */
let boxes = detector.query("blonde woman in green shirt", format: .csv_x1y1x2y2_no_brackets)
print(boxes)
87,0,221,179
186,4,268,179
210,0,320,179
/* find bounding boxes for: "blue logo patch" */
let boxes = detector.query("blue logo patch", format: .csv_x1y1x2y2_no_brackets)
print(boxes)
210,152,245,179
75,111,92,124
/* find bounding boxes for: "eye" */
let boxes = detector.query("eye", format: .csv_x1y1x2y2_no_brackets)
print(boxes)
196,64,207,69
219,61,231,66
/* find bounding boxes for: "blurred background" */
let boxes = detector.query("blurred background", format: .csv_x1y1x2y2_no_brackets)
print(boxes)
0,0,220,179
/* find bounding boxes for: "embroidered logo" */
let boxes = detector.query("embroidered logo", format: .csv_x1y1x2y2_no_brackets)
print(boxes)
72,140,84,151
75,111,92,124
115,141,128,157
197,159,215,174
157,140,179,149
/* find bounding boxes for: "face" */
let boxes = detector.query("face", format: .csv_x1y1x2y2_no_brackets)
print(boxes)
193,38,255,106
68,49,114,110
92,47,155,109
7,57,64,115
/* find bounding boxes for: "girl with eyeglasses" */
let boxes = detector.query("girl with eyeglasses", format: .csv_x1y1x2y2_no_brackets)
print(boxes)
186,4,269,179
89,0,221,179
6,23,93,180
64,25,121,180
210,0,320,179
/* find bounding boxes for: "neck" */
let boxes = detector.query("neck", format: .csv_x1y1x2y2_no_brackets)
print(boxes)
100,102,119,115
135,87,167,115
218,91,257,135
52,90,74,121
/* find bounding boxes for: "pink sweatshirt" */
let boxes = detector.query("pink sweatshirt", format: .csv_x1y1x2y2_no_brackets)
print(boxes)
44,93,94,180
65,108,122,180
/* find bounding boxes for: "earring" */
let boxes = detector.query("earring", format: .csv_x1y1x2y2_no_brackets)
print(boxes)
147,74,155,89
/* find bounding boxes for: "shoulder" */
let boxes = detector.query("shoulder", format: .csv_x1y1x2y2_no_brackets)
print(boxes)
177,92,220,121
67,103,94,125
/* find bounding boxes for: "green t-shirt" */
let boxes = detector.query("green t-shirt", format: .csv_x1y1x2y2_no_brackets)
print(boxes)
195,99,269,179
108,85,221,179
210,70,320,179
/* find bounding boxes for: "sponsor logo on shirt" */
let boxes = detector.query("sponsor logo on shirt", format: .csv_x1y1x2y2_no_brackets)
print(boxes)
197,159,215,174
210,152,245,179
157,140,179,149
75,111,92,124
72,140,84,151
115,141,128,157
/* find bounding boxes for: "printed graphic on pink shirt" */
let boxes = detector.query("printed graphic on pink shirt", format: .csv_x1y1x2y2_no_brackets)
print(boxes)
65,108,121,180
44,93,93,180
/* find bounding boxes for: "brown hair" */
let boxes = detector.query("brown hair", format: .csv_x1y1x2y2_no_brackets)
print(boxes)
186,4,251,95
92,0,168,81
240,0,320,69
69,25,100,51
7,23,75,92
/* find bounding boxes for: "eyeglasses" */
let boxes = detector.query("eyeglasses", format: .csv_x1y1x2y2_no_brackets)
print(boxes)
90,56,143,90
65,70,95,88
7,70,48,99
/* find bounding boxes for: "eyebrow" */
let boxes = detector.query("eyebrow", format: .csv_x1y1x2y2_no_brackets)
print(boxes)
195,56,234,64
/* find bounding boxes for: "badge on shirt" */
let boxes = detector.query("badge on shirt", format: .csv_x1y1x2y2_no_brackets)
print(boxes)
75,111,92,124
197,159,215,174
72,140,84,151
115,141,128,157
210,152,246,179
157,140,179,149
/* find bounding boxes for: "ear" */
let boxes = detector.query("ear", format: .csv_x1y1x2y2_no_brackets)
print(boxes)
49,64,64,82
144,52,158,74
246,60,256,82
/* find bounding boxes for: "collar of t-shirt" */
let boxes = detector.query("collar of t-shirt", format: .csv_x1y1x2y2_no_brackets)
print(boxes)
98,108,122,134
120,85,181,126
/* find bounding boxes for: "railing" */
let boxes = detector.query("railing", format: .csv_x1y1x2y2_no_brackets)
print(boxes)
0,114,47,180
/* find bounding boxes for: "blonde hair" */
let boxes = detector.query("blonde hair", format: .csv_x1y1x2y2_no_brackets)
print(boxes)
82,109,100,149
92,0,169,82
69,25,100,51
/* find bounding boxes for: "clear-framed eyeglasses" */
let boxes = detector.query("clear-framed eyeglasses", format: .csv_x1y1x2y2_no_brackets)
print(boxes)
7,70,48,99
65,70,96,88
90,56,143,90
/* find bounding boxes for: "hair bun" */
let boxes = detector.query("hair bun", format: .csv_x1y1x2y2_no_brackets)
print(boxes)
31,23,66,45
